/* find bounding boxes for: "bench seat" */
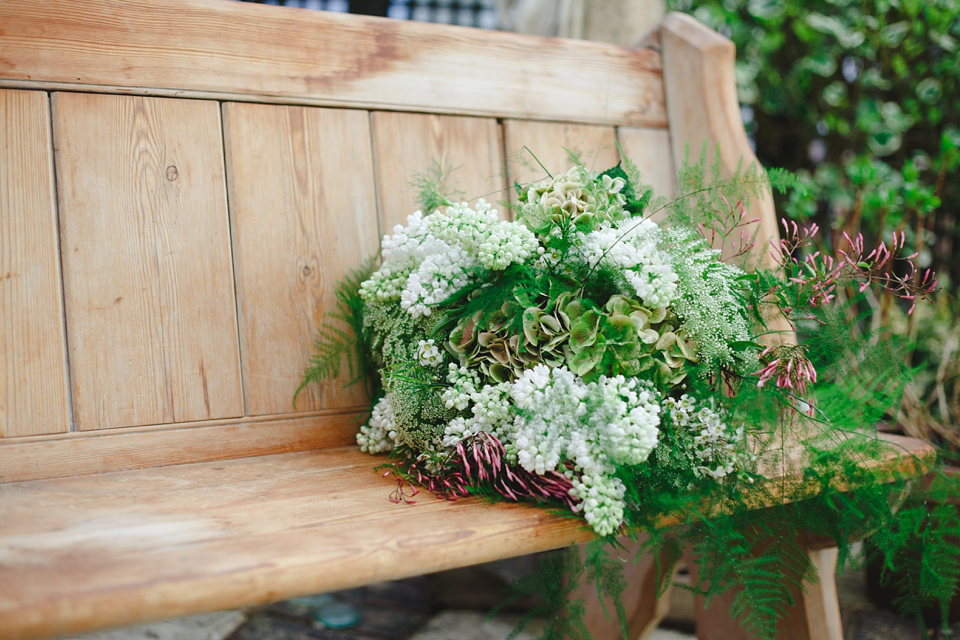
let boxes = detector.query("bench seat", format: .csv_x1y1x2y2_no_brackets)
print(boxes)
0,435,933,640
0,446,591,640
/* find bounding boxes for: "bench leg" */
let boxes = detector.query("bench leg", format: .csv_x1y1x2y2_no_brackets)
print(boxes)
686,545,843,640
575,536,679,640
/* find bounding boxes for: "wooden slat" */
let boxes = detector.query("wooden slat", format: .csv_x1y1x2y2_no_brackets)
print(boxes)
659,12,780,267
223,104,379,416
503,121,621,200
0,90,70,437
53,93,242,430
0,433,935,640
0,0,666,128
0,410,364,483
617,126,678,200
372,112,508,231
0,447,595,640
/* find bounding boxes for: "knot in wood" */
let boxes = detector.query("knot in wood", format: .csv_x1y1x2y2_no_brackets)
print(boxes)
302,266,313,277
165,165,179,181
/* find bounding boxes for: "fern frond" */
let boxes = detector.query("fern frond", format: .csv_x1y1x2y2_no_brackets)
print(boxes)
294,257,378,408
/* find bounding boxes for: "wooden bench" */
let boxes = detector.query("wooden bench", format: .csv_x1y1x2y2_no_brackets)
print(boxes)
0,2,933,639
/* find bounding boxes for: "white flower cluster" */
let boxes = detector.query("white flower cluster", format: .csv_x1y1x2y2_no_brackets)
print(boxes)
440,364,513,447
667,394,746,479
508,365,662,536
577,220,679,309
357,394,401,454
360,201,536,318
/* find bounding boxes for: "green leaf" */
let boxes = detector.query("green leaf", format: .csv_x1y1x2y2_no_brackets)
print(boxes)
917,78,943,104
880,21,910,47
747,0,784,19
805,13,865,47
823,81,847,107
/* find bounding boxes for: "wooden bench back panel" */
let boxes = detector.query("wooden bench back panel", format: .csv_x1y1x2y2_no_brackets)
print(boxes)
0,90,70,437
371,113,508,229
618,127,679,203
503,122,621,200
224,103,379,416
54,92,244,430
0,0,666,128
4,2,769,486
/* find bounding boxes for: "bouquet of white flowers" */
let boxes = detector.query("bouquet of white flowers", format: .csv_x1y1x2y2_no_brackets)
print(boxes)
298,154,951,639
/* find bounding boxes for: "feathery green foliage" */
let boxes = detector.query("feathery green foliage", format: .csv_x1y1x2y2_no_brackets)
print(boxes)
297,149,960,639
293,257,377,408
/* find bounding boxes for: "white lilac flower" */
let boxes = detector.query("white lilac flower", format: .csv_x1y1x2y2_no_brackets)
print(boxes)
357,394,401,454
569,472,626,537
362,201,537,318
506,365,662,535
577,220,679,309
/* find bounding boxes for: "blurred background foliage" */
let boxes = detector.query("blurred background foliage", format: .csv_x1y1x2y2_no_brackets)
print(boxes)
669,0,960,450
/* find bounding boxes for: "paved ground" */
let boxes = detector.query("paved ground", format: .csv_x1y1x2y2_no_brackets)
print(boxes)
63,554,957,640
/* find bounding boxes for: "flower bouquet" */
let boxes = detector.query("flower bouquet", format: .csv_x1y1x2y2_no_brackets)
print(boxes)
299,152,957,638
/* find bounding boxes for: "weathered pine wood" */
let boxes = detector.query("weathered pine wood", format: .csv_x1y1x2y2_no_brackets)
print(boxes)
0,447,596,640
371,113,508,230
54,92,243,430
617,126,678,200
0,89,70,437
503,121,620,201
659,12,780,267
0,409,364,484
223,103,379,416
0,0,667,128
0,433,932,640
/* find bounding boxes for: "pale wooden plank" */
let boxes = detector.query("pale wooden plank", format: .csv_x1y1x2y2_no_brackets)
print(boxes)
371,112,508,231
617,126,678,200
0,434,933,639
53,93,242,430
223,104,379,416
0,447,596,640
0,0,667,128
0,410,364,483
0,90,70,437
503,121,620,203
659,12,780,268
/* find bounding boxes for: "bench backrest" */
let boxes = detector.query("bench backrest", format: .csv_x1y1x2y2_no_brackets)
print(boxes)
0,0,775,483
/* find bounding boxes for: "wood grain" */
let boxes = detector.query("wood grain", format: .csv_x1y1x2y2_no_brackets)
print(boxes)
0,0,666,128
659,12,780,268
223,103,379,416
0,90,70,437
0,409,365,483
617,126,677,201
0,447,596,640
372,112,508,231
503,121,620,202
0,433,935,639
53,93,242,430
